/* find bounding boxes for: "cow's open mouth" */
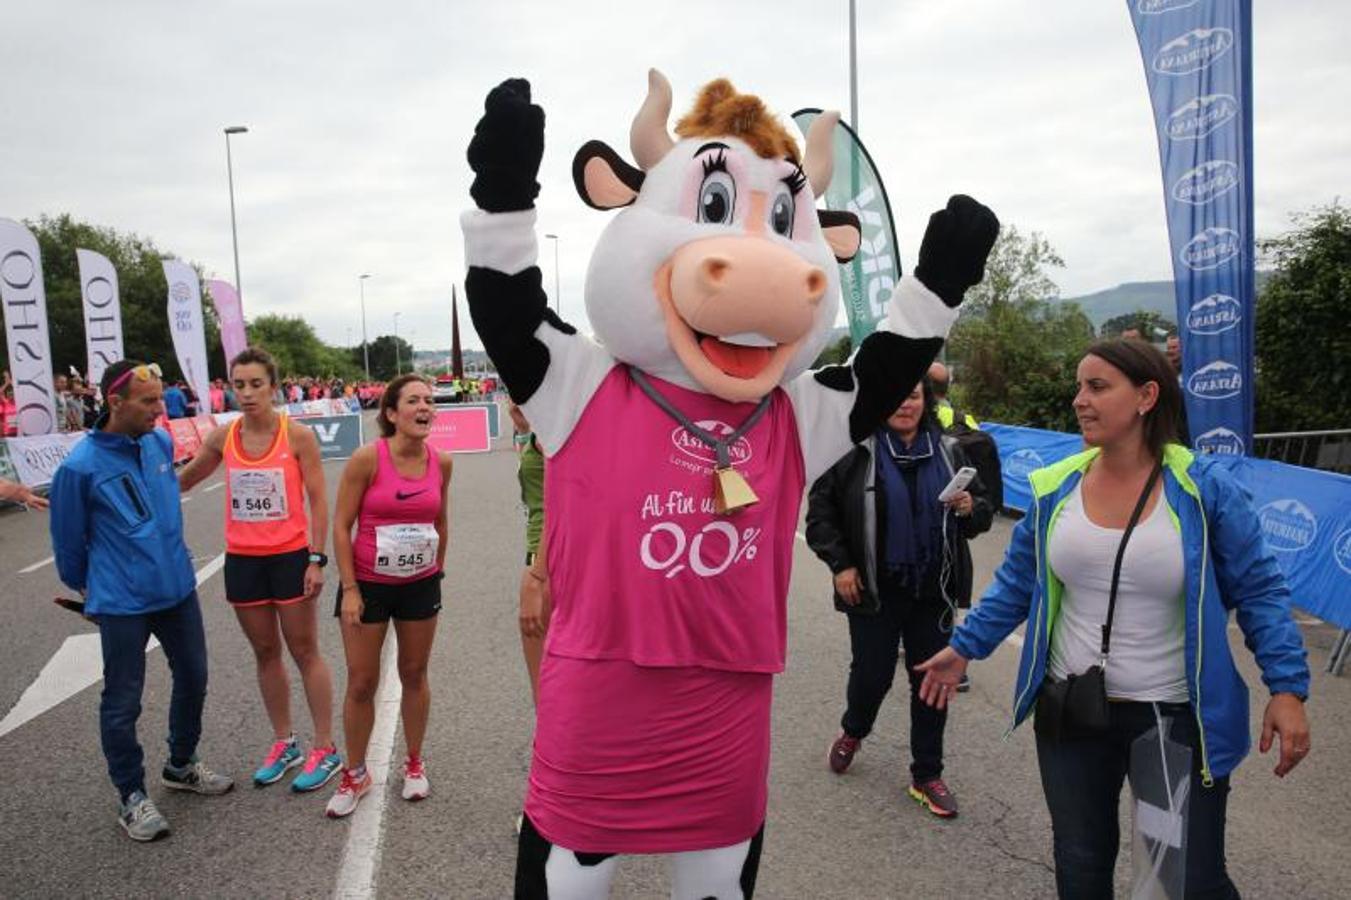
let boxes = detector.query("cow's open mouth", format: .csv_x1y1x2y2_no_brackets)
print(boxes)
694,330,778,380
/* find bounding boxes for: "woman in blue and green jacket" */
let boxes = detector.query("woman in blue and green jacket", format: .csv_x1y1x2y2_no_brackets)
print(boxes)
916,339,1311,898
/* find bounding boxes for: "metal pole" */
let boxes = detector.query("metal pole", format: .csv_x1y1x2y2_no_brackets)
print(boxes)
393,313,402,376
359,274,371,379
848,0,859,132
224,126,248,301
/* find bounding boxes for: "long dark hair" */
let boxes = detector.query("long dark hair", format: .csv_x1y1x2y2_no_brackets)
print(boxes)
1082,338,1181,459
378,374,432,437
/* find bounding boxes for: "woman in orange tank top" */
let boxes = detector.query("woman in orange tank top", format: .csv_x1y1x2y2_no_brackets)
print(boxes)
179,347,341,793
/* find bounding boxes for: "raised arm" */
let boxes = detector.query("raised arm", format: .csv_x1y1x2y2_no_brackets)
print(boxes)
787,196,999,483
462,78,613,454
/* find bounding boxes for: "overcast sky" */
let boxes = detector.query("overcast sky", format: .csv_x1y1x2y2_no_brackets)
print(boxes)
3,1,1346,353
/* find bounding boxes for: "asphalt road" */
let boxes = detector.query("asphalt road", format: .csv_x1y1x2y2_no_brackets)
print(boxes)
0,421,1348,898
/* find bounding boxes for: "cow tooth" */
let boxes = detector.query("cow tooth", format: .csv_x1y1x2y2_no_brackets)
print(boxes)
719,331,777,348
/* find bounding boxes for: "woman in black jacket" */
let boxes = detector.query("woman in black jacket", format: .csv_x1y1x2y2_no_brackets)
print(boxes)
806,377,993,818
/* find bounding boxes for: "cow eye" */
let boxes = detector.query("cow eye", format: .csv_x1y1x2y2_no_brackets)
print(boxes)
770,187,795,237
697,170,736,225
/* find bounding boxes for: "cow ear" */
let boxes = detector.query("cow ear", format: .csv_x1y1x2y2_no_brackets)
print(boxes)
819,210,862,263
573,140,645,211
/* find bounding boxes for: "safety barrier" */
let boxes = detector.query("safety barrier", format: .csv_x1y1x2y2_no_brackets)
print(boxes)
983,423,1351,637
1254,428,1351,476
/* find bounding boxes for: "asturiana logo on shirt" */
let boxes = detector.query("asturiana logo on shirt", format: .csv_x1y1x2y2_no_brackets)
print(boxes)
1193,427,1245,456
1333,528,1351,575
1172,160,1239,205
1166,95,1238,141
1137,0,1200,13
1187,293,1242,335
1004,448,1045,481
1152,28,1234,76
1187,360,1243,400
1259,499,1318,552
670,421,753,467
1180,227,1241,271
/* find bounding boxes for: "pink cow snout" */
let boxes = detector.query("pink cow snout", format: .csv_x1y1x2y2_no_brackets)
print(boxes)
668,236,827,342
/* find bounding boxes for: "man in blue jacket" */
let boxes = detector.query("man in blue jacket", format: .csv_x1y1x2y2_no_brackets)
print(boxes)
49,359,233,842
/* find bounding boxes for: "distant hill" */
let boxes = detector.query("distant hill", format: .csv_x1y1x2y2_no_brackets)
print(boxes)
1060,281,1178,329
1060,273,1271,330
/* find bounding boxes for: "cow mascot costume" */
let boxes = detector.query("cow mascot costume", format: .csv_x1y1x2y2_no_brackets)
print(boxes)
462,72,998,898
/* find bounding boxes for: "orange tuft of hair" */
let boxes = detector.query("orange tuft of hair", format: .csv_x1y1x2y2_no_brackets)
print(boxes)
674,78,801,163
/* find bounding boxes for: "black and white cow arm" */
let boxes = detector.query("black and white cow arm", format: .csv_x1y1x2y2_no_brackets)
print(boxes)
462,208,614,454
787,276,957,483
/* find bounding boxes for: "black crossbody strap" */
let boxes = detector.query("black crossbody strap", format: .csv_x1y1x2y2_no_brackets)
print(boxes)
1100,461,1165,661
628,367,771,468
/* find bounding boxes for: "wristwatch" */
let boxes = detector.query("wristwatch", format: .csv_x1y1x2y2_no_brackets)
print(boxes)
308,551,328,568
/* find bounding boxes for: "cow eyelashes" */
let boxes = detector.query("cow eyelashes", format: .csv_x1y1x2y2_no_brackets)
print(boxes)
700,148,729,177
782,164,808,197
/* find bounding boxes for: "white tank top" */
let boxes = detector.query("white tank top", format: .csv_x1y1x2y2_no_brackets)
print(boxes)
1047,481,1188,703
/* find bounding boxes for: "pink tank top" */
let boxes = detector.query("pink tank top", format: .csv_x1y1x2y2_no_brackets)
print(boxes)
544,366,805,673
354,439,444,583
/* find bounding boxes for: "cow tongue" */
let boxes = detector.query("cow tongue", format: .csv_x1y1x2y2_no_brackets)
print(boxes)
698,335,773,379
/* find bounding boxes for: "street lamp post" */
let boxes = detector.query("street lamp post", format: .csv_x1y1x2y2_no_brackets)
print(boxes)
544,233,561,313
393,312,402,376
359,274,372,380
223,125,249,301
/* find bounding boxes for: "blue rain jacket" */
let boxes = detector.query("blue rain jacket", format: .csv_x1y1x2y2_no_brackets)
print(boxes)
950,444,1310,781
49,422,195,616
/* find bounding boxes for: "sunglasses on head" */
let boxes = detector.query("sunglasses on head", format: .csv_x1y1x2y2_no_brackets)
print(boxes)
106,363,163,395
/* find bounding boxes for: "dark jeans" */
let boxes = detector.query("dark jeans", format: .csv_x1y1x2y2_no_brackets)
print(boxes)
1036,700,1239,899
841,571,950,782
98,592,208,801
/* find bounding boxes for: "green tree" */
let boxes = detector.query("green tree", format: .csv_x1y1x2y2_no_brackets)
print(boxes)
1254,202,1351,432
365,334,415,381
947,227,1093,430
960,224,1065,316
1,214,223,380
247,314,362,380
1100,309,1176,339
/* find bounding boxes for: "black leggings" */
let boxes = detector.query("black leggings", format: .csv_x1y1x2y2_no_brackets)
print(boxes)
841,572,951,781
515,815,765,899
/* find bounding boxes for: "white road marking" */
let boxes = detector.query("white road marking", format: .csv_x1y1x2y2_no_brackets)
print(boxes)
181,495,194,504
0,553,225,739
334,636,402,899
19,556,54,574
204,482,225,493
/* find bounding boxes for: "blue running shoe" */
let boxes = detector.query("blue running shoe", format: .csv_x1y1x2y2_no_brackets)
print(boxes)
254,738,302,786
292,746,343,793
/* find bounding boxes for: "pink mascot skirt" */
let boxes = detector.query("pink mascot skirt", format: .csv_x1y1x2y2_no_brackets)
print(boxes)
524,655,773,854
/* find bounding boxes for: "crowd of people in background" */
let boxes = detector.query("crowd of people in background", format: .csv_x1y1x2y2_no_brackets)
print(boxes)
0,368,391,438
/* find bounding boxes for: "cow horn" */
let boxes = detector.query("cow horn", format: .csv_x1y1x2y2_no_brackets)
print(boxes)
803,110,839,197
630,68,675,171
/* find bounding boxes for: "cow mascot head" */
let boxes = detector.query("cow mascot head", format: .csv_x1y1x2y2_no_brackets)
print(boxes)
573,71,860,403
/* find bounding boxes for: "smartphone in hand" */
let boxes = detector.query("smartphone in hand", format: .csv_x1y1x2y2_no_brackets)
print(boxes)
938,466,978,503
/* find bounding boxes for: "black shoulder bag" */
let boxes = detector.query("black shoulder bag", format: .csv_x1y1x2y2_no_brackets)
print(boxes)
1034,462,1163,742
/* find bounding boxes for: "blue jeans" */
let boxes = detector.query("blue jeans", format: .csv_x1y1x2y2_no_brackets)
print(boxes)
1035,700,1239,899
98,592,208,801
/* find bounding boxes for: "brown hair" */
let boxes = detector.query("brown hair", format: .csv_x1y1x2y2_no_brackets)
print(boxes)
230,346,279,386
674,79,800,162
378,374,433,437
1083,338,1181,459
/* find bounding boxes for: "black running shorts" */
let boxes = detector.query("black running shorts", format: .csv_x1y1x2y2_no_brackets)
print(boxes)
225,548,310,606
333,572,443,624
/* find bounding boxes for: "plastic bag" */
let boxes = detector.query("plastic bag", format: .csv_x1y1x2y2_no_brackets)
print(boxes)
1128,708,1192,899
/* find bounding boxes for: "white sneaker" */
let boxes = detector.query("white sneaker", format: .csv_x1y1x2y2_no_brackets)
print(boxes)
401,757,429,801
119,791,170,842
325,768,372,818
